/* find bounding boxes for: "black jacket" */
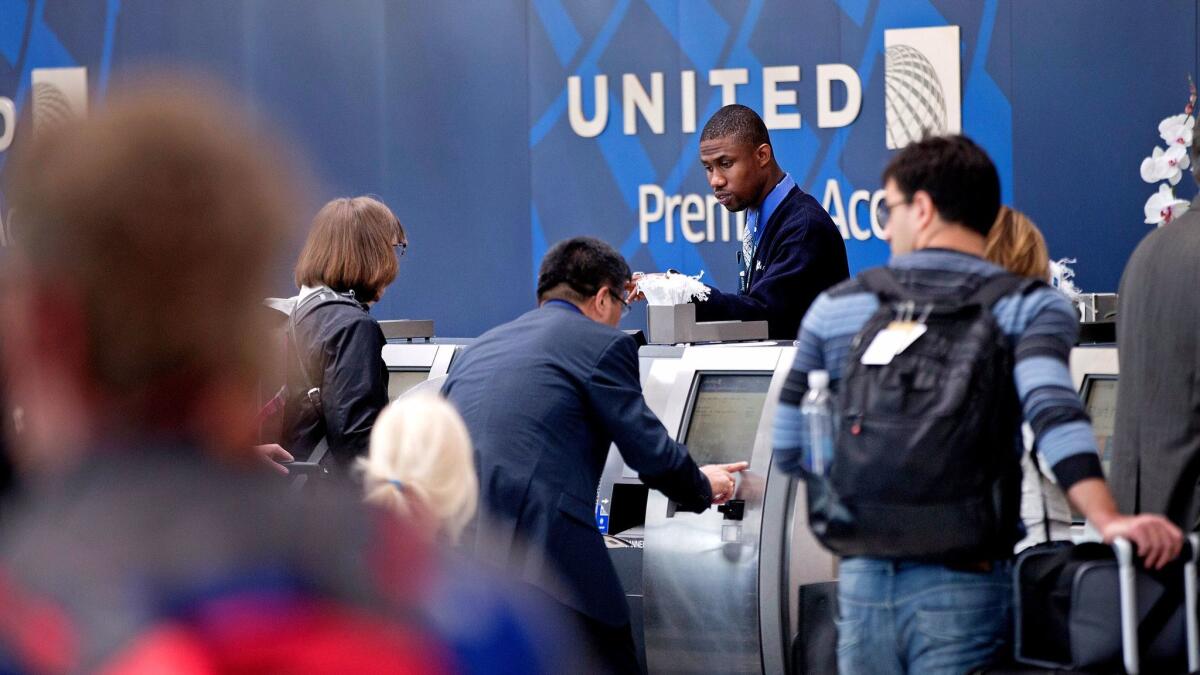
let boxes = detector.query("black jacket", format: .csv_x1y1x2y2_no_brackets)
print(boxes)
442,303,712,626
281,290,388,468
696,185,849,339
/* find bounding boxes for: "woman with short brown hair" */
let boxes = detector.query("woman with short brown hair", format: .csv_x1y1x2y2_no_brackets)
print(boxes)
295,196,404,302
281,196,407,469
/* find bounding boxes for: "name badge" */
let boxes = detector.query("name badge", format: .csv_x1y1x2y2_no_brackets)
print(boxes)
860,321,927,365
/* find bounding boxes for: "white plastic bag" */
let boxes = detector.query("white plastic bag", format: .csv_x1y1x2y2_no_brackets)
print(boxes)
634,271,711,305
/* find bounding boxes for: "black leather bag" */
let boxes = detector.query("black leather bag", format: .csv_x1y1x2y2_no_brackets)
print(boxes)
1013,535,1199,673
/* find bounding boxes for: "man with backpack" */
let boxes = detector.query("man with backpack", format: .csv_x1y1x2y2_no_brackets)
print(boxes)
772,134,1182,674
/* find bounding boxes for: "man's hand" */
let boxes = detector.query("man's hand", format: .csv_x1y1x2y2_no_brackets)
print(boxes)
1099,514,1184,570
254,443,294,476
1067,477,1185,569
701,461,750,505
627,272,646,303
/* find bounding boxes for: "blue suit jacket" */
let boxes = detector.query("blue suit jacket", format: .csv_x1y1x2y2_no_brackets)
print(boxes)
696,185,849,339
442,303,712,625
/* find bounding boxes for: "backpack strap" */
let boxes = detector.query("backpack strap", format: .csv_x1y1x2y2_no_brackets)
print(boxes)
287,288,364,416
857,267,915,302
967,273,1043,309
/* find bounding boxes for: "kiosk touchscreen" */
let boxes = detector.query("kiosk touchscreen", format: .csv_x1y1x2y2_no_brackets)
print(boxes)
682,374,772,466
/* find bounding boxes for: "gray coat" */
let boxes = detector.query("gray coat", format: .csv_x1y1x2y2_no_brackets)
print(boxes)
1113,195,1200,530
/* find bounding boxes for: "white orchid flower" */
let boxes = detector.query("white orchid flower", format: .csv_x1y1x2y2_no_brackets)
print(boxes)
1158,113,1195,147
1144,183,1189,225
1141,147,1169,183
1140,145,1191,185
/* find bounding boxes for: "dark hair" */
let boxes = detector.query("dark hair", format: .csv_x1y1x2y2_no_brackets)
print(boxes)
881,134,1001,237
700,104,771,149
536,237,631,303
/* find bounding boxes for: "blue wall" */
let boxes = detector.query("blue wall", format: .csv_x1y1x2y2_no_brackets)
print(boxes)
1,1,1196,336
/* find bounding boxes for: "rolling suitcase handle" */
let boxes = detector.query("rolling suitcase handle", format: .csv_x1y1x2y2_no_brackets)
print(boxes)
1113,533,1200,675
1187,533,1199,674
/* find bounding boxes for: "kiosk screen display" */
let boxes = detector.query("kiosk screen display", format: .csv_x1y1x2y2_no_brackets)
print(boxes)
681,373,772,466
1081,375,1117,476
388,370,429,400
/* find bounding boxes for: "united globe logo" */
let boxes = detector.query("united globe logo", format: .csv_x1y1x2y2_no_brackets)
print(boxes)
31,67,89,138
884,26,962,150
885,45,947,149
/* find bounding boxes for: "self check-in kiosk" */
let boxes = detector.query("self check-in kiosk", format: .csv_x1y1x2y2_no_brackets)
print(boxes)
597,342,837,674
380,325,472,399
642,344,836,674
1069,344,1118,476
381,344,454,399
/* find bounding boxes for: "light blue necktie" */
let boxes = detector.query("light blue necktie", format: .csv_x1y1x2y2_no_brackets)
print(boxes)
742,209,758,274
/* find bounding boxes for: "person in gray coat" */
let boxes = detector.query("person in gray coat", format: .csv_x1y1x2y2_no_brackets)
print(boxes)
1113,183,1200,531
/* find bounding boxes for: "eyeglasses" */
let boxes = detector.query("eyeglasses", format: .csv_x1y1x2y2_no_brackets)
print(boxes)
609,287,631,318
874,198,910,230
393,241,407,257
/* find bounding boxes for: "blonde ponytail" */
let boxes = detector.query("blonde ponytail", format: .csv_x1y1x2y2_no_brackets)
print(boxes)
358,394,478,543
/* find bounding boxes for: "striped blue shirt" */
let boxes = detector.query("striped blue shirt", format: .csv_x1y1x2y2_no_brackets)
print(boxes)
772,249,1104,490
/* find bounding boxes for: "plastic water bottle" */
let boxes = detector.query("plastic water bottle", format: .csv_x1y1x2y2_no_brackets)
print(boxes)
801,370,835,474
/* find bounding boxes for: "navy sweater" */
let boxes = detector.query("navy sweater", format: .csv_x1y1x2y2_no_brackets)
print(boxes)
695,185,849,339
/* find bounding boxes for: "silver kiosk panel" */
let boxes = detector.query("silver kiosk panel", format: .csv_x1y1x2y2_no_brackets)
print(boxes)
1069,345,1117,476
1067,345,1118,535
381,343,464,400
642,344,835,674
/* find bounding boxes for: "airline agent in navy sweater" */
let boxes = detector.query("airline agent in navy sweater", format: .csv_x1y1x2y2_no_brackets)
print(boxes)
694,104,849,339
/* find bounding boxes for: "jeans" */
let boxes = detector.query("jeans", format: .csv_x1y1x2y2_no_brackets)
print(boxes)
836,557,1012,675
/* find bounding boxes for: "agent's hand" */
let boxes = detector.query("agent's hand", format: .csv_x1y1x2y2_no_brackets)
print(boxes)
1100,514,1184,570
701,461,750,505
627,272,646,303
254,443,294,476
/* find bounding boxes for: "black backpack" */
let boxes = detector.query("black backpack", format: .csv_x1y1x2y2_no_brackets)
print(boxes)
805,267,1041,562
257,288,362,465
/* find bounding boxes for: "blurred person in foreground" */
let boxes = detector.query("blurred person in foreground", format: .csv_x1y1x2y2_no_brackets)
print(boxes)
360,394,479,545
360,394,589,673
984,206,1073,551
0,77,506,674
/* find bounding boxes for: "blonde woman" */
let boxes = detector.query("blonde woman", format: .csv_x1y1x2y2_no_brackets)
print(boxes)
985,206,1050,281
985,206,1072,551
359,394,478,544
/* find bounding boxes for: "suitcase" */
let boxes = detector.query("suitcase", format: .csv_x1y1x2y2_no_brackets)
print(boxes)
1012,533,1199,674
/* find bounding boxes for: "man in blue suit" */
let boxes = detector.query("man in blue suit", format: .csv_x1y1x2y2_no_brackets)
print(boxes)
695,104,849,339
443,237,746,673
